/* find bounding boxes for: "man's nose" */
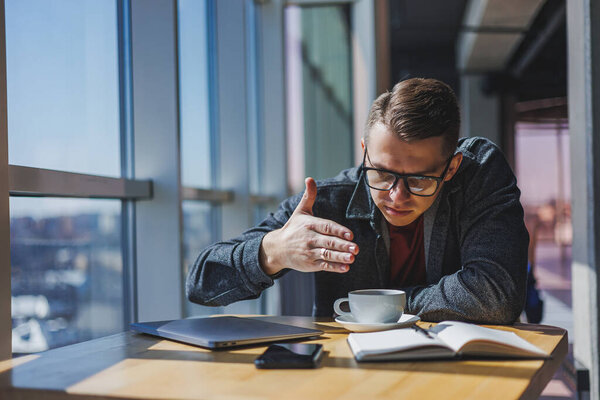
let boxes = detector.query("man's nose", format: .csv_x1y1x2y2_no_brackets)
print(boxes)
389,179,411,202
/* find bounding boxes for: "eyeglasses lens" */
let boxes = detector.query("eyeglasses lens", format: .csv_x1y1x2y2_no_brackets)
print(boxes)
365,170,438,196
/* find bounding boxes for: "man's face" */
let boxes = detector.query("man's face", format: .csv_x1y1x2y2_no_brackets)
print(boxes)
362,123,462,227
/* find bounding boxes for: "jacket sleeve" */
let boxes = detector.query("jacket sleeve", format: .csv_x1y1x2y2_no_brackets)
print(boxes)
185,194,300,307
404,141,529,324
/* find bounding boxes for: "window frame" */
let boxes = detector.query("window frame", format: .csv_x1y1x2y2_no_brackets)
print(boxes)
0,0,9,361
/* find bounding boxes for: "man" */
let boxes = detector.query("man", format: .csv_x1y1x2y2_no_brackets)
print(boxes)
186,78,528,324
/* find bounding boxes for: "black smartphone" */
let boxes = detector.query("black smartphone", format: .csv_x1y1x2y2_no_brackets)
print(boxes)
254,343,323,369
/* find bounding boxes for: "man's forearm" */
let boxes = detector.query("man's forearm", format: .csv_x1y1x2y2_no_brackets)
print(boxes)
186,233,275,307
186,194,298,307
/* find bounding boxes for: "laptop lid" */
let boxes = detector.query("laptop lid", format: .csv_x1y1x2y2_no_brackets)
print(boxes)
130,316,324,349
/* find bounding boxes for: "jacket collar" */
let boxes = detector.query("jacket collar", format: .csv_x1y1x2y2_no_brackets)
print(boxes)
345,168,376,220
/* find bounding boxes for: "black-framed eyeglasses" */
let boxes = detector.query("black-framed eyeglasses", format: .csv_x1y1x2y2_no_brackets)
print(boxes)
361,147,453,197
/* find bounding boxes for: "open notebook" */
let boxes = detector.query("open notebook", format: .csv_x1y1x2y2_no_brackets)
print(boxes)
347,321,549,361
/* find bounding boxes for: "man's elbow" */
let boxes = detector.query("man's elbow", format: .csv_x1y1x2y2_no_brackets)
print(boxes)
482,288,525,325
490,303,522,325
185,276,223,307
185,281,210,306
185,285,222,307
185,277,255,307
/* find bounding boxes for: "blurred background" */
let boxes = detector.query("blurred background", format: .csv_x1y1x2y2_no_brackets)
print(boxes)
3,0,578,397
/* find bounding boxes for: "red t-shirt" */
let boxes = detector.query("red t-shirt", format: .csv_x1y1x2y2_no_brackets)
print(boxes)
388,215,426,287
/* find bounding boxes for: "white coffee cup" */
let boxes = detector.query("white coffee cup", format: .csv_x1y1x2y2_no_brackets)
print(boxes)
333,289,406,323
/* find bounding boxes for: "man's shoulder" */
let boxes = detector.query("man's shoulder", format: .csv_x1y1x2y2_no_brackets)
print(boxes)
457,136,504,165
455,136,511,177
452,136,516,195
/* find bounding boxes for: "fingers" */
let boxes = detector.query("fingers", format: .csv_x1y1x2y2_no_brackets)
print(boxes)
309,236,358,257
307,246,357,274
315,261,349,273
313,247,355,264
294,177,317,216
308,216,354,241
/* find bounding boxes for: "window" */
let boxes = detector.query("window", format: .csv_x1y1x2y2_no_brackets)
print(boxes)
10,198,122,353
285,4,354,192
280,2,355,315
178,0,212,188
5,0,149,354
6,0,120,177
178,0,220,317
182,201,217,316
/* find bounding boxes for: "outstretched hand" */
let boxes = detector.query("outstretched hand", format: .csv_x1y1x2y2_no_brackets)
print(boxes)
260,177,359,275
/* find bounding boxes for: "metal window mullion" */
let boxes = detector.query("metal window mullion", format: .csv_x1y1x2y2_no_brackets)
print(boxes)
246,0,262,195
214,0,256,316
118,0,137,326
249,194,279,204
7,165,151,199
568,0,600,397
173,0,187,324
207,0,221,246
0,0,11,361
284,0,357,5
351,0,376,164
182,187,234,202
245,0,268,314
181,188,279,205
130,0,183,321
258,0,291,316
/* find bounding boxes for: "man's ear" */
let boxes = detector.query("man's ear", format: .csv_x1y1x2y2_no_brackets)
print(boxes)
361,137,365,151
444,152,463,181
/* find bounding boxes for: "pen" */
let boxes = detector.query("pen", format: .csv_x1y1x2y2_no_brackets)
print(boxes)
412,324,433,339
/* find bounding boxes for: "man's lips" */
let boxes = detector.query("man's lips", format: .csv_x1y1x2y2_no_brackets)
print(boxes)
384,206,412,216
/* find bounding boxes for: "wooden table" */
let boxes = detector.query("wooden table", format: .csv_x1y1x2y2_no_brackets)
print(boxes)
0,316,568,400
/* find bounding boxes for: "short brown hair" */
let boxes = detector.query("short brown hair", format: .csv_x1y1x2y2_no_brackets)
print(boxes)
365,78,460,157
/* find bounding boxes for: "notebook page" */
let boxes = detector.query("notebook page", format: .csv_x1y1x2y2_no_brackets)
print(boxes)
347,328,449,359
433,321,547,356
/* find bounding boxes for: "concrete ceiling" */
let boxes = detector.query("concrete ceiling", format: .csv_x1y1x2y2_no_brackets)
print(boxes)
389,0,467,90
457,0,546,72
387,0,567,101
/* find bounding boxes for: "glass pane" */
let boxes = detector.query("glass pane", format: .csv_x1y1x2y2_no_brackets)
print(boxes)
246,2,262,195
178,0,212,188
10,198,123,354
182,201,220,317
5,0,120,176
254,205,281,316
285,5,354,190
515,121,572,337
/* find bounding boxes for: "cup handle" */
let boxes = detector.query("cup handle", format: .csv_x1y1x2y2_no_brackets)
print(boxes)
333,297,351,316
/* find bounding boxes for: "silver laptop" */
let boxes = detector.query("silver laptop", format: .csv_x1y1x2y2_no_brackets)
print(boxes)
130,316,324,349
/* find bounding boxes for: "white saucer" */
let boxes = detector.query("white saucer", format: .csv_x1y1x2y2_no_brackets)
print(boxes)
335,313,420,332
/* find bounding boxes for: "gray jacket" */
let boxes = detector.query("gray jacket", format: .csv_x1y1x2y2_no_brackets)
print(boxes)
186,137,529,324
